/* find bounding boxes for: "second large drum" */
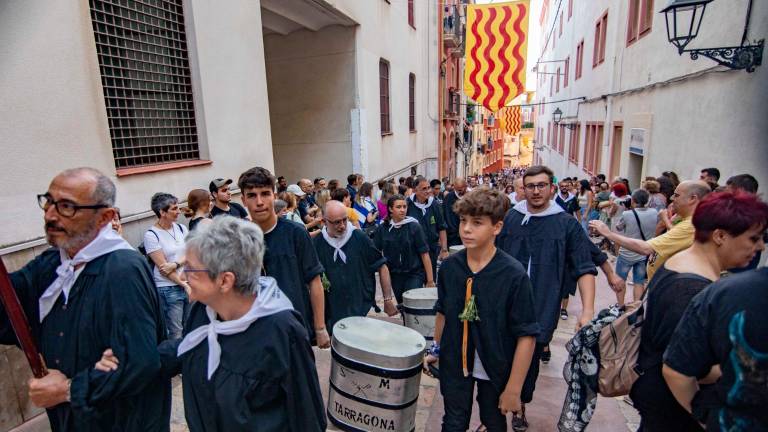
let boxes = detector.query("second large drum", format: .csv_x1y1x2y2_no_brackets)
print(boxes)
328,317,426,432
401,287,438,341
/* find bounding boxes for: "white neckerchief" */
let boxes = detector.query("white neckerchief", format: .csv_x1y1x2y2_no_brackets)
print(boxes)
321,222,355,263
388,216,419,231
39,224,133,321
559,192,576,202
454,190,464,200
177,276,293,379
409,194,434,216
513,200,564,225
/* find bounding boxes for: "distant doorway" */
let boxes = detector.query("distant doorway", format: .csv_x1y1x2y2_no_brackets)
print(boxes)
610,124,623,180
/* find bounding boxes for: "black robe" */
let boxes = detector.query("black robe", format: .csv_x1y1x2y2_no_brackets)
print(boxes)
555,193,580,216
406,197,447,249
312,229,386,331
442,191,463,247
263,218,324,338
159,305,327,432
434,249,540,393
561,239,608,298
373,221,429,276
1,249,170,432
496,211,596,343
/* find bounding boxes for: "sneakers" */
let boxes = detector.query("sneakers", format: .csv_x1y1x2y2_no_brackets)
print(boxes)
560,308,568,320
540,348,551,364
511,405,528,431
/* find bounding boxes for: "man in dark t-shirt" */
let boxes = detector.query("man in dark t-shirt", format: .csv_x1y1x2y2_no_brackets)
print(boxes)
209,178,248,219
663,269,768,431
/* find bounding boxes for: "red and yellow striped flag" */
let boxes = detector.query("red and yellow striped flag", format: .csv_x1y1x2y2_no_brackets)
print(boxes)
498,105,522,135
464,1,530,112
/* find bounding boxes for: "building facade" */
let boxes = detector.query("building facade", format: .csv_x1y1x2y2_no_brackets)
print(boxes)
532,0,768,190
0,0,439,429
438,0,466,179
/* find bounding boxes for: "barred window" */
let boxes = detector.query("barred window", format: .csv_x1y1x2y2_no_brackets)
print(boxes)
89,0,199,170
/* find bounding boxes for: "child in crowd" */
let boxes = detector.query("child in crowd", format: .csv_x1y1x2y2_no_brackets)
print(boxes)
425,188,540,431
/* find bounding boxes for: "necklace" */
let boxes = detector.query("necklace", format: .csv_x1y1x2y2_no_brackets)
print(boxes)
157,222,178,242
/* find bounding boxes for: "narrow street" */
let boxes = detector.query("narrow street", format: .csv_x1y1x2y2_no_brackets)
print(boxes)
164,259,640,432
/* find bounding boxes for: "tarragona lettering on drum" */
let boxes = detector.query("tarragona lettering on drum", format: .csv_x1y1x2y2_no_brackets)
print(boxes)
334,401,396,431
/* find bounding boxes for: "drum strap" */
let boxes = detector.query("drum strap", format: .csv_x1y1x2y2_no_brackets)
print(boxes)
462,277,473,377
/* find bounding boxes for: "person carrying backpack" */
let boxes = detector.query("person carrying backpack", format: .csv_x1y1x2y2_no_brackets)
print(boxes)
144,193,189,340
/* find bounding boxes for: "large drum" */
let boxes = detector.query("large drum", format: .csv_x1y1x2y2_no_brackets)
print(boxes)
401,288,438,341
328,317,426,432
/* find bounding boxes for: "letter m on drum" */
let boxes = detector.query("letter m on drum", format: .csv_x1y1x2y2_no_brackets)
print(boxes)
379,378,390,389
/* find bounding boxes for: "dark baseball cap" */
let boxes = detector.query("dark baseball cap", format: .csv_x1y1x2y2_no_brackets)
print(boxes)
209,178,233,193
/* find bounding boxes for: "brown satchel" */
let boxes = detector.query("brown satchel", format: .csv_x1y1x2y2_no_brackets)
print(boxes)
597,299,645,397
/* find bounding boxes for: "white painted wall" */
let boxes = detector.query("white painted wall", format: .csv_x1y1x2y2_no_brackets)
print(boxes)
0,0,274,249
265,25,356,183
336,0,440,180
533,0,768,188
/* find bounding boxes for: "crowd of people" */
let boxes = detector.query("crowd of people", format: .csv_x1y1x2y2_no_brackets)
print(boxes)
0,162,764,432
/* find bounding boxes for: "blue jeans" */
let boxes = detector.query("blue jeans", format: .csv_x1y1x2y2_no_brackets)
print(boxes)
615,256,648,286
157,285,189,340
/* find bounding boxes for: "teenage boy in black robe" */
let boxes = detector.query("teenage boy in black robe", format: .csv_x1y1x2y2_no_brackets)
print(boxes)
374,194,435,303
443,178,468,247
0,168,170,432
496,165,596,430
237,167,329,347
95,217,327,431
408,176,448,279
425,188,540,432
313,201,398,331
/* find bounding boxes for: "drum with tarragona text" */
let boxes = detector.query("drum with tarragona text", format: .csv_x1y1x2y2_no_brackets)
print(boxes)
401,287,438,341
328,317,426,432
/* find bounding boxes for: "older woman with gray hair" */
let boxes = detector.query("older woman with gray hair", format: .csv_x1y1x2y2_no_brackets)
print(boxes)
96,217,327,431
144,192,189,340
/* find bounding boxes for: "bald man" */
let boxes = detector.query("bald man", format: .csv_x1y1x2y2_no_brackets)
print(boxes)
312,201,398,331
508,177,526,205
591,180,711,281
443,177,468,247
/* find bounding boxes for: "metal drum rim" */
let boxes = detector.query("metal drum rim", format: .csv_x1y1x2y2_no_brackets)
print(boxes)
330,338,424,371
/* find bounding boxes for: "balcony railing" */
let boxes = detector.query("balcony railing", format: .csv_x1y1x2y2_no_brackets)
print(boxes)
445,90,460,117
443,5,462,48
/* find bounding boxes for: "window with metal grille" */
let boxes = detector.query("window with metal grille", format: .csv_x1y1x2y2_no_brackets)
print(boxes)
89,0,200,170
409,73,416,132
379,59,391,134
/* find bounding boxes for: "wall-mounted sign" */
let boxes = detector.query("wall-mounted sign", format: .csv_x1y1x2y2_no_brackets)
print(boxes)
629,128,645,156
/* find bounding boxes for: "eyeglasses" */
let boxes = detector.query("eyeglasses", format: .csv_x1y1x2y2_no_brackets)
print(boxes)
325,217,348,226
182,267,210,277
524,183,551,191
37,193,109,218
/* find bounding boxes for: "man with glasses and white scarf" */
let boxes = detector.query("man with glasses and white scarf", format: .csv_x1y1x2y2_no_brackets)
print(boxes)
313,201,398,333
0,167,170,431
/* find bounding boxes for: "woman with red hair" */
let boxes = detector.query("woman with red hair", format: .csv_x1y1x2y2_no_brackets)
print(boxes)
630,191,768,431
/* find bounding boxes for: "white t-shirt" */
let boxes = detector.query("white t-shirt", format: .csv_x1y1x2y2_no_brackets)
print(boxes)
473,350,490,380
143,223,187,287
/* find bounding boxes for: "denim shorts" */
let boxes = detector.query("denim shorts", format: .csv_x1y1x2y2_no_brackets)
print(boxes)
615,256,648,286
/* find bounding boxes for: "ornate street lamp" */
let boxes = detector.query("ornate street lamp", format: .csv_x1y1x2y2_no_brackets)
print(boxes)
660,0,764,72
552,108,577,130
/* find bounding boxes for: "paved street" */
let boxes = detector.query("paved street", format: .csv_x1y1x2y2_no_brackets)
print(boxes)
14,260,639,432
167,259,640,432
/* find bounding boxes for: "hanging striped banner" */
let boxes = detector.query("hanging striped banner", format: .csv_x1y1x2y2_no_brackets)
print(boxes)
464,1,529,112
498,105,522,135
